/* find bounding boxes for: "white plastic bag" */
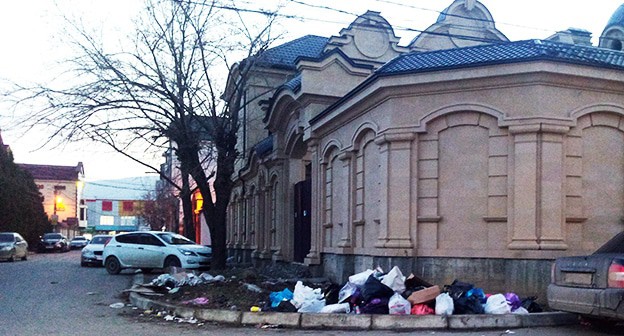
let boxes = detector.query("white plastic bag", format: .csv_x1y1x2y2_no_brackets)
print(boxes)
292,281,325,313
338,281,358,303
348,269,374,286
298,298,326,313
320,302,351,314
435,293,454,315
381,266,406,294
484,294,512,314
512,307,529,315
388,292,411,315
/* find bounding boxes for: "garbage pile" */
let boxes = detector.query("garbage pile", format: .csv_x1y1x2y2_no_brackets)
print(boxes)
266,266,543,315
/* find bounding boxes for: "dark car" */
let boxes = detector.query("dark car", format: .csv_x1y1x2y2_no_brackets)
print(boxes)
37,233,70,253
548,231,624,321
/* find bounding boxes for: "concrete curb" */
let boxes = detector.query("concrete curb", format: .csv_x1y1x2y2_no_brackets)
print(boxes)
128,274,579,330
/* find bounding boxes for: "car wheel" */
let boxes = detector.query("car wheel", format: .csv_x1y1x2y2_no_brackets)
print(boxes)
105,256,122,275
7,252,15,262
21,253,27,261
80,260,87,267
164,256,181,269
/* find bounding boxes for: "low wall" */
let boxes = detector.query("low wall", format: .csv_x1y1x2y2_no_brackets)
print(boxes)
322,254,553,304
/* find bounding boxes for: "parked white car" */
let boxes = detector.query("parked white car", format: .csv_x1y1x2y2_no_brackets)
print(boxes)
81,235,112,267
0,232,28,262
102,231,211,274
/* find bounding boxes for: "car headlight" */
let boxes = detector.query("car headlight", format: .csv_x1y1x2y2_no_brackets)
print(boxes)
82,249,94,257
0,246,11,251
177,248,197,256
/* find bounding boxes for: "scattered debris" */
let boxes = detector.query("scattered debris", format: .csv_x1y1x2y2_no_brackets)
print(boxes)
182,297,209,305
109,302,125,309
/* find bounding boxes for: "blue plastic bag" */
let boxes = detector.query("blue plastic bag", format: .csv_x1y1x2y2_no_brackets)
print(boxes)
269,288,294,308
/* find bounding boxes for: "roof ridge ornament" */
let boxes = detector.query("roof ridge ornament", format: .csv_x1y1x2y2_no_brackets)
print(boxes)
464,0,476,11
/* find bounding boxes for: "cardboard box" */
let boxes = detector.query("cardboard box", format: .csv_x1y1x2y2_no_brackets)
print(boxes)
407,285,440,305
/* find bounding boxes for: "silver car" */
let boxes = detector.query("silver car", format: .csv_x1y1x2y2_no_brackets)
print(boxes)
81,235,112,267
0,232,29,262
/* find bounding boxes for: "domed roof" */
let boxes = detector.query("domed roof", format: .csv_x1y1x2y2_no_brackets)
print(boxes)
605,4,624,29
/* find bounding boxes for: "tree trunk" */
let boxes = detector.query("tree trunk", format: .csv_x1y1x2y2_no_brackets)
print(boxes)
180,161,196,241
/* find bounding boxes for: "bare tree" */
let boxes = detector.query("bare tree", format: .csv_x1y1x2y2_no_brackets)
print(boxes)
140,188,178,231
5,0,279,269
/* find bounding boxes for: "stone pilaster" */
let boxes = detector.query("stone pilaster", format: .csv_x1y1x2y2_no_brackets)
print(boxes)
538,125,569,250
509,124,540,250
337,151,354,251
305,139,322,265
508,123,568,250
373,132,415,251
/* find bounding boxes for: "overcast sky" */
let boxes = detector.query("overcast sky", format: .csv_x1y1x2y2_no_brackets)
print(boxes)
0,0,622,181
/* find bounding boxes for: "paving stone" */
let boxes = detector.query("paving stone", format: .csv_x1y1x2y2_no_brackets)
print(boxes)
196,309,242,324
300,313,371,330
241,311,301,327
448,314,522,329
372,314,448,330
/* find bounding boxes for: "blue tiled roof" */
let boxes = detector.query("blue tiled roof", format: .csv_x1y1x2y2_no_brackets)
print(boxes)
606,4,624,29
377,39,624,75
311,39,624,125
256,35,328,70
282,74,302,93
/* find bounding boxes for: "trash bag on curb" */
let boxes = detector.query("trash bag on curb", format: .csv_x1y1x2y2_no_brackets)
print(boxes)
324,283,341,305
444,280,474,300
521,296,543,313
293,281,325,313
269,288,293,308
320,302,351,313
388,292,411,315
348,269,374,286
484,294,511,314
505,293,522,311
381,266,406,294
361,275,394,303
275,301,298,312
453,295,484,314
359,297,390,314
435,293,454,315
338,282,358,303
411,303,435,315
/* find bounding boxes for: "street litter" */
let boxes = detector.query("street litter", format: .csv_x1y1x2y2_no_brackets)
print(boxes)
244,283,262,293
149,269,225,289
182,297,209,305
109,302,125,309
257,266,545,317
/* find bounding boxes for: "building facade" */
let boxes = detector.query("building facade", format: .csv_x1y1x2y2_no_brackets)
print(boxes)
82,177,157,233
229,0,624,299
18,163,85,237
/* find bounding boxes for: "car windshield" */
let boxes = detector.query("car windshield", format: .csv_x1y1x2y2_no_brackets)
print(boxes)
156,233,195,245
90,236,111,244
0,233,14,242
43,233,62,239
72,236,86,241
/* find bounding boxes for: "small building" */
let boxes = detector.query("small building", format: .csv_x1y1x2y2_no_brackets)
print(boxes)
17,162,85,237
82,177,158,233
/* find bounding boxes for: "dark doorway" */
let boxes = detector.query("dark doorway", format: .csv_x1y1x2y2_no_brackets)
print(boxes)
293,178,311,262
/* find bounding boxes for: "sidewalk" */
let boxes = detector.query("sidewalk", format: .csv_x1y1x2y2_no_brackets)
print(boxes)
127,273,579,331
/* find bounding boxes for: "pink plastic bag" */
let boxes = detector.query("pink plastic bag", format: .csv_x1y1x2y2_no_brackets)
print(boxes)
411,303,434,315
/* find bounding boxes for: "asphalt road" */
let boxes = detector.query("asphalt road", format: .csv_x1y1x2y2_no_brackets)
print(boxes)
0,250,620,336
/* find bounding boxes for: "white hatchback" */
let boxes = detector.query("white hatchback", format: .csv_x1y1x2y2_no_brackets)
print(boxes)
102,231,212,274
